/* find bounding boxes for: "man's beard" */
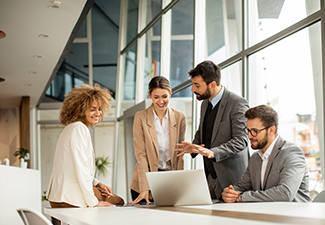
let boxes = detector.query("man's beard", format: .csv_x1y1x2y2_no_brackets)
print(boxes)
194,88,211,100
250,131,268,150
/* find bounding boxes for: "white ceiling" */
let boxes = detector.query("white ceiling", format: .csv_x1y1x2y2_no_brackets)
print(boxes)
0,0,90,109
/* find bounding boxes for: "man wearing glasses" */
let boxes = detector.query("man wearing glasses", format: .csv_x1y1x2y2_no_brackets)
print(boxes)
222,105,311,203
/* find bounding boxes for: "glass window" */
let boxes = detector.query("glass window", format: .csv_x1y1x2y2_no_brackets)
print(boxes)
169,0,194,90
248,0,320,47
206,0,242,64
93,122,116,187
171,0,194,35
92,1,121,99
64,43,89,79
143,20,161,99
169,40,193,92
221,61,242,97
126,0,139,46
248,22,322,198
142,0,162,30
123,44,137,104
169,88,193,170
45,43,89,101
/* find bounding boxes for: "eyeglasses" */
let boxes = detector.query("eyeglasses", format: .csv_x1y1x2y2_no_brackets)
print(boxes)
244,126,271,137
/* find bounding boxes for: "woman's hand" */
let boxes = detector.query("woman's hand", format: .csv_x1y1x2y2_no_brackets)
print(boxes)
96,182,112,197
129,190,151,205
94,201,113,207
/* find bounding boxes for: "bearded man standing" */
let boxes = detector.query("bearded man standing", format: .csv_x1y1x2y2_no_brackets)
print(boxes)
176,60,250,200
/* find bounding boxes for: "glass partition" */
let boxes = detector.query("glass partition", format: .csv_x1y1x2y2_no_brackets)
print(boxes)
248,0,320,47
124,44,137,102
169,0,194,89
126,0,139,46
206,0,242,64
170,86,193,170
93,122,116,188
92,0,121,98
248,22,323,199
143,20,161,99
221,61,242,97
143,0,162,29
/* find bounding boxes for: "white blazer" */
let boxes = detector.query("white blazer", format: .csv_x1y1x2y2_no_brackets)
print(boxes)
46,121,100,207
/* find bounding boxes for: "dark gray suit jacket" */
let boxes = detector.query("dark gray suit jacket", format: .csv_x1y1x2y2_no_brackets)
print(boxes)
234,136,311,202
193,88,249,197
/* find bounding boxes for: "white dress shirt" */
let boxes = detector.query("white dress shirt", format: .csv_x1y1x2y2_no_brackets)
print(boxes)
258,135,279,187
153,108,171,170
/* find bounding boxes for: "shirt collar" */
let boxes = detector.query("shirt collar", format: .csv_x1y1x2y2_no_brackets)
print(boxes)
153,107,169,120
209,86,224,108
258,135,279,159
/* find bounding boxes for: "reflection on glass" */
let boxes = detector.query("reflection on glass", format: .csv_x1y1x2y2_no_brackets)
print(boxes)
124,44,137,101
172,84,192,99
248,0,320,47
248,23,322,196
126,0,139,46
170,40,193,93
171,0,194,35
220,61,242,97
46,43,89,101
206,0,242,64
143,0,162,33
92,1,120,99
144,20,161,99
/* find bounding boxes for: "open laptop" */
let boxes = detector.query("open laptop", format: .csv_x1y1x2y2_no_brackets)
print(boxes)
146,169,213,207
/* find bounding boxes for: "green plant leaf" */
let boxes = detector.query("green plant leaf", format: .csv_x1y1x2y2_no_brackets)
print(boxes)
95,155,111,178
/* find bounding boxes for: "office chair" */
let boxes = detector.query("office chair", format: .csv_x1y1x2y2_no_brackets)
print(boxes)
313,190,325,203
17,208,52,225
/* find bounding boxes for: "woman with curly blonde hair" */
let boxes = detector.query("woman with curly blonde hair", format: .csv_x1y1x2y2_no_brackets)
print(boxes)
46,84,124,209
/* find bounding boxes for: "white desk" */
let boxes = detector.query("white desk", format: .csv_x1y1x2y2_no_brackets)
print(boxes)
44,202,325,225
0,165,41,225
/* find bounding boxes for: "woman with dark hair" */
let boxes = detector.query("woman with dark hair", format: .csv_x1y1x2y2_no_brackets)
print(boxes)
129,76,186,205
46,83,124,208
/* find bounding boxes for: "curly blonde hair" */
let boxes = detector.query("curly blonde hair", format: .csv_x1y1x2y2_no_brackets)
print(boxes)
59,83,112,127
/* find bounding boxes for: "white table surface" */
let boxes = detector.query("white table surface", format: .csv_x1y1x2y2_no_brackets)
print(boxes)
44,202,325,225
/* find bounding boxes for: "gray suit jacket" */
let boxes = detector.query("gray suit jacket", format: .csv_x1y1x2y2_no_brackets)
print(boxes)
193,88,249,197
234,136,311,202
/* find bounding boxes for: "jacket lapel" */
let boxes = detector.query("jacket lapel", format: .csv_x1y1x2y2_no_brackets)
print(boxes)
211,88,229,143
262,136,284,189
200,100,209,142
255,157,263,190
168,107,177,169
147,105,159,157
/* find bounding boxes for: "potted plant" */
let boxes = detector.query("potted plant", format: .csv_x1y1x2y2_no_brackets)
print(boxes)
14,147,29,168
95,155,111,178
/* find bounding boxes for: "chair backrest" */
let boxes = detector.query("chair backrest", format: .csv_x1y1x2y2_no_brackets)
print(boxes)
313,190,325,203
16,208,52,225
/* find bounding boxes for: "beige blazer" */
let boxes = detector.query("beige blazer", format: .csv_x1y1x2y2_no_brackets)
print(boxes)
130,105,186,193
46,122,100,207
